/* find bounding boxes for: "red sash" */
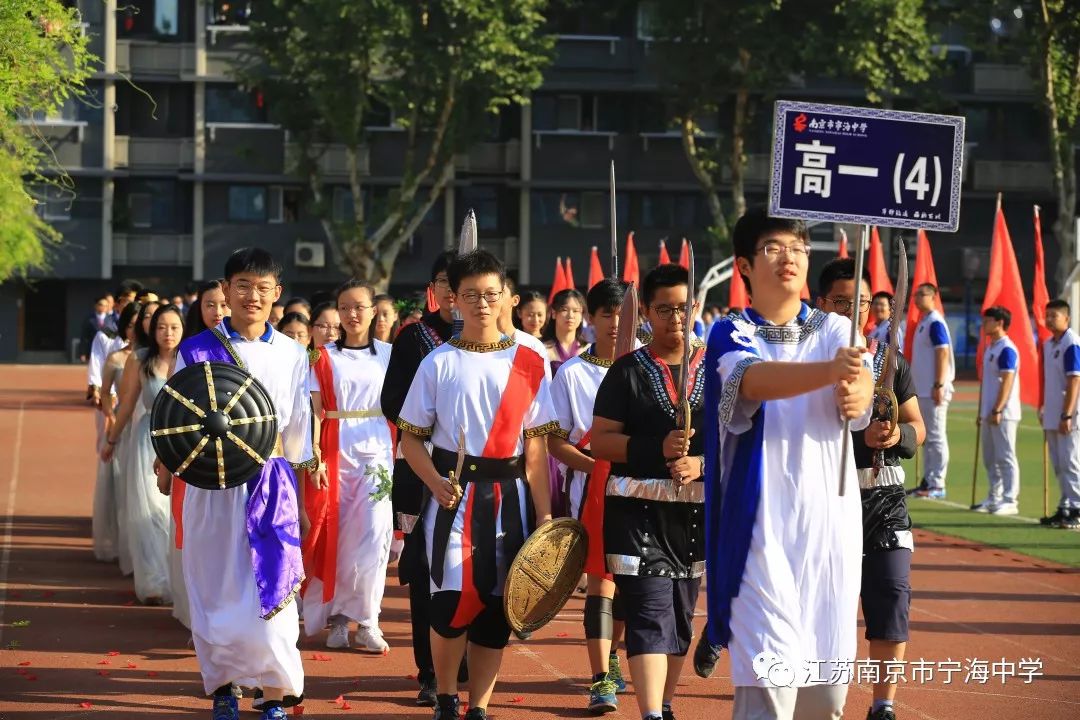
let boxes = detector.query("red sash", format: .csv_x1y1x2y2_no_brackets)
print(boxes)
581,459,611,579
302,347,341,603
481,346,546,458
171,477,185,549
574,428,592,452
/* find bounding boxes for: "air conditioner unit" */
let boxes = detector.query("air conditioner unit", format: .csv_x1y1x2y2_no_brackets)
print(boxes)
295,241,325,268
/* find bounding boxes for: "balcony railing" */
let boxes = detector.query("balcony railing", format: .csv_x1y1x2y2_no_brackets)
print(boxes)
116,40,195,75
972,160,1053,192
114,137,194,170
113,233,193,266
972,63,1034,95
454,141,521,174
285,143,370,179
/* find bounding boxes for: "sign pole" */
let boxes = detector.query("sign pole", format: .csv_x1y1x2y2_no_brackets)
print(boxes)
838,224,869,496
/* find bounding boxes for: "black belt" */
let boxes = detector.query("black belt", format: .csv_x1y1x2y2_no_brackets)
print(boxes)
430,447,523,482
428,448,528,593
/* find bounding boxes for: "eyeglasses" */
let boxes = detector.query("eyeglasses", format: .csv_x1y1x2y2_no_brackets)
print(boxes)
232,281,280,298
756,242,811,261
652,305,688,321
312,323,340,336
826,297,871,314
432,277,450,288
339,304,373,315
458,290,502,305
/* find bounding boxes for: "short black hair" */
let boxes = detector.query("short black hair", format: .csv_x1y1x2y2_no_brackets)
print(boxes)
430,250,456,283
983,305,1012,330
642,263,688,307
1047,299,1071,314
114,279,143,299
916,283,938,295
732,207,809,292
278,311,310,330
587,277,628,315
503,274,518,297
448,250,505,293
817,258,871,298
223,247,282,282
283,297,311,316
271,300,286,309
872,291,893,303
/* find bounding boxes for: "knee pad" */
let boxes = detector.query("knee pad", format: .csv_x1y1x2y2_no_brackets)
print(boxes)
583,595,613,640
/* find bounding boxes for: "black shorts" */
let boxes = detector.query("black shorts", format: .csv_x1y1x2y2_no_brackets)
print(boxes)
861,548,911,642
429,591,512,650
613,574,701,658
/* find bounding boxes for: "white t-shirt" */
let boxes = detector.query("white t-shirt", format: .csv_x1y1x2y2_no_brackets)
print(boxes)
910,310,954,398
1042,329,1080,429
980,335,1020,421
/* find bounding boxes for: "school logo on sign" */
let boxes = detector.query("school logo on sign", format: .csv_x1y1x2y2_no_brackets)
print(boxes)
793,113,808,133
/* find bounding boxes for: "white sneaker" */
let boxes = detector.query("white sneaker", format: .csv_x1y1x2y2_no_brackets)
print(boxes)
355,625,390,654
326,623,351,649
991,503,1019,516
971,499,995,513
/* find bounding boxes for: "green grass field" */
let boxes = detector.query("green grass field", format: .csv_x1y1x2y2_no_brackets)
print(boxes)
900,398,1080,567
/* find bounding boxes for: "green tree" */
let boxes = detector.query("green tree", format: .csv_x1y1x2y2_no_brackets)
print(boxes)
647,0,938,247
0,0,94,279
239,0,553,289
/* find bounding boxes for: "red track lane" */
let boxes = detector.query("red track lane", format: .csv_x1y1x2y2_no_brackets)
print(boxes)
0,367,1077,719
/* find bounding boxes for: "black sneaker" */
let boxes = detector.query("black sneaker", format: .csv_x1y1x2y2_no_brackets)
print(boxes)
434,693,459,720
906,479,929,497
251,690,303,710
662,710,677,720
1041,508,1067,525
1055,509,1080,529
692,628,723,679
867,706,896,720
464,709,488,720
416,670,437,707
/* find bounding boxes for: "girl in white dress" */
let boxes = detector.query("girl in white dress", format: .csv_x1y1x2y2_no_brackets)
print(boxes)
302,281,395,654
102,304,183,604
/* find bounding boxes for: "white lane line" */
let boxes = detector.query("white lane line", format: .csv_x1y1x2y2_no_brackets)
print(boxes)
513,643,578,686
916,496,1040,524
0,400,25,646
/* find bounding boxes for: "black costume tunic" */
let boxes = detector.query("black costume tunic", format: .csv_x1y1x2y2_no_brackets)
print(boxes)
593,345,707,579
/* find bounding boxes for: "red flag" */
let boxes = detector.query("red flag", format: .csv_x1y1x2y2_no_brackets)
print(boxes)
979,201,1040,407
658,240,671,266
729,264,750,309
837,229,849,259
623,232,640,287
425,285,438,313
678,238,690,269
564,257,576,291
903,229,944,359
1033,206,1051,344
868,227,894,295
587,246,604,290
1033,205,1051,406
549,256,568,304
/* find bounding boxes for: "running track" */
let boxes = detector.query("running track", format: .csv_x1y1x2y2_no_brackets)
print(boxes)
0,367,1077,719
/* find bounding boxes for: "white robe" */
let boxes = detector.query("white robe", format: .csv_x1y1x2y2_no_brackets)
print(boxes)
302,342,395,633
550,350,610,518
710,307,871,688
177,323,313,695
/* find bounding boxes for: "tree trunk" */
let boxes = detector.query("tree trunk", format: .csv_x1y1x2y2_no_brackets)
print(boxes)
730,86,750,227
680,115,725,233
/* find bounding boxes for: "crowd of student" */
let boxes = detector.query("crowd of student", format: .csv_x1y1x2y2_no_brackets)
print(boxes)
78,206,1080,720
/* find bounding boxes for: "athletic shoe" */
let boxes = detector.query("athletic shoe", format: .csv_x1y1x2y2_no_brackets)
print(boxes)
662,711,677,720
416,670,437,707
905,479,929,496
915,487,945,499
990,503,1019,516
251,689,263,710
1055,509,1080,529
693,632,723,679
260,707,288,720
607,653,626,692
355,625,389,654
970,499,995,513
867,706,897,720
464,708,488,720
252,691,303,710
588,678,618,714
434,694,459,720
326,623,350,649
211,695,239,720
1041,508,1068,525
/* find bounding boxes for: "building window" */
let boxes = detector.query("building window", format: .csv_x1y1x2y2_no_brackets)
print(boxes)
533,191,627,228
206,86,267,124
129,192,153,228
210,0,252,25
579,192,606,228
642,194,701,229
533,94,605,132
636,1,659,39
267,186,301,224
228,186,266,222
35,184,71,221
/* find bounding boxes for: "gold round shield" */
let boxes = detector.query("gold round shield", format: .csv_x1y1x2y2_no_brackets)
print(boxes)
504,517,589,639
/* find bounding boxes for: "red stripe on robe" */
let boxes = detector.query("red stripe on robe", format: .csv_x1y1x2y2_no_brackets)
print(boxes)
581,459,611,579
449,487,486,628
171,477,185,549
481,346,546,458
302,347,341,603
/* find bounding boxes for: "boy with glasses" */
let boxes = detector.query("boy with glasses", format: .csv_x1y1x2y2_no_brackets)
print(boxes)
703,208,873,720
398,250,556,720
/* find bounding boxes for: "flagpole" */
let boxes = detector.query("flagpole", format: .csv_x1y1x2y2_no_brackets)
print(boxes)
610,161,618,278
839,224,869,496
970,355,984,508
1043,432,1050,518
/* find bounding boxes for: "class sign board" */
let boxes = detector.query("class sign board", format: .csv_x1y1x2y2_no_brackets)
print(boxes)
769,100,966,232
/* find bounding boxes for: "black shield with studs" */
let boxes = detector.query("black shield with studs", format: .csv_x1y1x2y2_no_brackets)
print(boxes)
150,362,279,490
